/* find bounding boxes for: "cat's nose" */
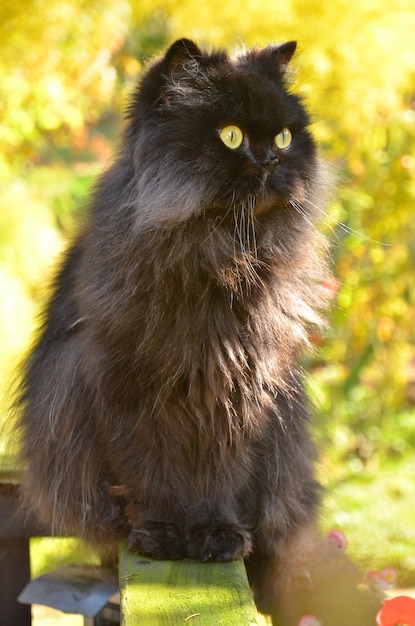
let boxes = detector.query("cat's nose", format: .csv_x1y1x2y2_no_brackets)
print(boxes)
261,155,280,170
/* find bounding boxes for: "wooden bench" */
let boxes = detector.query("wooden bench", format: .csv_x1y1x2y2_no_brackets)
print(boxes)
119,547,261,625
0,470,44,626
0,468,261,625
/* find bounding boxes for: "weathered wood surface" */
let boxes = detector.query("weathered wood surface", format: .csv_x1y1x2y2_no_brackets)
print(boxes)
0,472,51,626
119,545,261,625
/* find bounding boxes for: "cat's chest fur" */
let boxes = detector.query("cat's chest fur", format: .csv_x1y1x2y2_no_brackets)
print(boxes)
76,216,316,455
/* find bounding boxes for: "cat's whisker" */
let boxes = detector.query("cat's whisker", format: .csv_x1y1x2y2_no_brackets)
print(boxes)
239,205,255,283
302,196,391,246
239,201,261,287
201,202,234,245
247,195,258,261
233,203,245,293
300,196,346,242
233,203,255,289
248,197,265,285
293,197,351,247
290,200,320,234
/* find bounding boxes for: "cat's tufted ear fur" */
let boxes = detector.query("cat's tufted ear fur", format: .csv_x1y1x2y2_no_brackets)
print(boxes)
257,41,297,77
129,39,204,114
164,38,203,80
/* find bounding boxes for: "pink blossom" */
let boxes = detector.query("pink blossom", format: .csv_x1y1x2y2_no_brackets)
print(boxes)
367,568,397,591
326,529,348,552
298,616,323,626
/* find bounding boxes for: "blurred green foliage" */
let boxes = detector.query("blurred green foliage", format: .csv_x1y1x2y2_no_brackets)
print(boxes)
0,0,414,585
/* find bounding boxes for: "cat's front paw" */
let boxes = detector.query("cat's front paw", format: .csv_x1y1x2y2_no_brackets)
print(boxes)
186,524,252,562
129,522,187,560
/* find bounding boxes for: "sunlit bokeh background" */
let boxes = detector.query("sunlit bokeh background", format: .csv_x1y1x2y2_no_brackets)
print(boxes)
1,0,415,621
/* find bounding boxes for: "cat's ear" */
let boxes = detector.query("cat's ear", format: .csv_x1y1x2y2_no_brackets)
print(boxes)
275,41,297,72
259,41,297,76
163,38,203,80
135,39,203,109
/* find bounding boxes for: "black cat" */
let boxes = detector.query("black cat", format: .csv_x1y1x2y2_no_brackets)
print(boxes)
18,39,380,624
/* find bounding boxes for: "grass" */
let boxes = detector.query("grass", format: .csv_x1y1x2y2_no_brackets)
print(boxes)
319,443,415,587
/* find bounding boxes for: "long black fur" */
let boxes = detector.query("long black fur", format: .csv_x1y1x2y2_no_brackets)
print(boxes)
17,39,380,624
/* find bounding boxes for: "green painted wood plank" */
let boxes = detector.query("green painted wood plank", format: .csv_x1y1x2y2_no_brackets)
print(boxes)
119,544,260,625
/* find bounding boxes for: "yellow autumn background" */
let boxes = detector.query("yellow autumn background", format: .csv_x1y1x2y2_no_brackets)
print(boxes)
1,0,415,593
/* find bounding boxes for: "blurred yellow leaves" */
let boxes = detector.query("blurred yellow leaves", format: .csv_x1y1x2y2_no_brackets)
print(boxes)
0,182,62,287
0,0,130,170
0,180,63,400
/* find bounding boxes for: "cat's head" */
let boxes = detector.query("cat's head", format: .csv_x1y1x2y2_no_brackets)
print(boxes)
127,39,321,229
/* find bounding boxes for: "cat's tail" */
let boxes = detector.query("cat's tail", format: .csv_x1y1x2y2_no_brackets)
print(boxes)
247,523,383,626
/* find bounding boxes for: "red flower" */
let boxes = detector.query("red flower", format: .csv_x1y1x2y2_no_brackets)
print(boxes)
376,595,415,625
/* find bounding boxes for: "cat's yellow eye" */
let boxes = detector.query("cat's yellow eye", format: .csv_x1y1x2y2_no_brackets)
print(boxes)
219,125,244,150
275,128,292,150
